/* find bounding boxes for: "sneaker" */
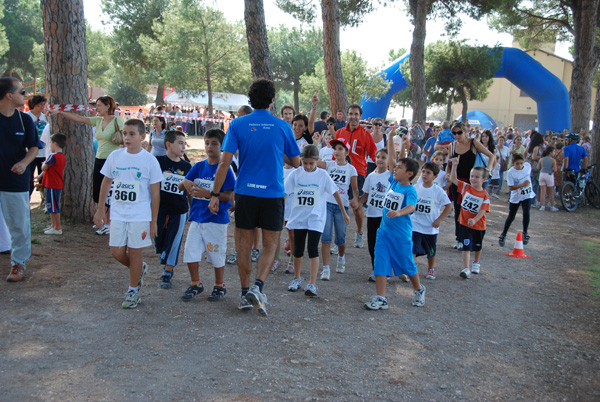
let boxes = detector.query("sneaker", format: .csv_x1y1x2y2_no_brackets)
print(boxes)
491,193,499,199
304,283,318,297
550,206,559,212
208,286,226,301
523,233,530,245
44,227,63,235
122,290,140,309
6,264,25,282
288,277,303,291
412,285,426,307
453,241,463,250
251,249,260,262
472,262,481,274
498,234,506,247
238,294,253,311
245,285,268,316
368,273,376,282
354,232,364,248
320,268,330,281
181,284,204,301
460,268,471,279
96,226,110,235
399,274,410,283
160,271,173,289
226,251,237,265
330,245,338,254
539,206,546,211
336,257,346,273
364,295,388,310
271,259,281,273
426,269,436,280
43,225,53,231
285,261,294,274
138,262,148,288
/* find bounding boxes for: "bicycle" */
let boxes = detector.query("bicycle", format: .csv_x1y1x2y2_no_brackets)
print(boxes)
560,164,600,212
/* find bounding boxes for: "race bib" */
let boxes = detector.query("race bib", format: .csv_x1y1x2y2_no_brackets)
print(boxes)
162,172,184,195
383,190,404,211
415,197,433,215
193,178,213,200
113,181,139,203
367,190,385,210
294,185,319,207
520,184,532,197
461,192,483,214
329,171,348,186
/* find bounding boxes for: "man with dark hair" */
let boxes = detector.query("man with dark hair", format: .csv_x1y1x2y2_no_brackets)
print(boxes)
26,94,48,196
280,104,295,125
209,78,300,317
314,110,329,133
0,77,38,282
335,103,377,249
335,111,346,130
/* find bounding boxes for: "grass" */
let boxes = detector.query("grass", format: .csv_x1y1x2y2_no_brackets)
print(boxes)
581,238,600,296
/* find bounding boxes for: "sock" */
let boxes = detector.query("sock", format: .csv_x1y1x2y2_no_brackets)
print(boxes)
338,255,345,261
191,280,201,287
241,287,249,296
163,269,172,277
289,255,294,262
323,265,330,271
378,295,387,301
215,282,224,288
275,252,280,260
128,286,138,293
254,279,264,293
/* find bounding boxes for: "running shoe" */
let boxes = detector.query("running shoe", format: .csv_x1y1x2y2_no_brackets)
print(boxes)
539,206,546,211
181,284,204,301
460,268,471,279
245,285,268,316
354,232,364,248
336,257,346,273
320,268,330,281
550,207,559,212
498,234,506,247
251,249,260,262
523,232,530,245
304,283,318,297
368,273,376,282
271,259,281,273
226,251,237,265
122,290,140,309
472,262,481,274
238,294,253,311
412,285,426,307
160,271,173,289
138,262,148,288
330,245,338,254
364,296,388,310
44,227,62,235
208,286,226,301
288,277,303,291
96,226,110,235
426,269,436,280
491,193,499,199
6,264,24,282
399,274,410,283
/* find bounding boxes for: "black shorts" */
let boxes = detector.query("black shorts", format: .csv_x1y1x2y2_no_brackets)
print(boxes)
460,225,485,252
348,174,365,202
412,232,437,258
235,194,284,231
93,158,106,204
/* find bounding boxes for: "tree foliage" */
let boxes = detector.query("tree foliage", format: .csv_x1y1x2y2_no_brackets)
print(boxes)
0,2,9,61
275,0,374,27
86,25,112,88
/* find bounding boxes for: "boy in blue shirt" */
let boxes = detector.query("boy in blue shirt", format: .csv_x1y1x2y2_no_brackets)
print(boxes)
179,128,235,302
365,126,426,310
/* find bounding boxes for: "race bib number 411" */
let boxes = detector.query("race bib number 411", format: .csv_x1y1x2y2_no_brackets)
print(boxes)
113,181,140,203
383,190,404,211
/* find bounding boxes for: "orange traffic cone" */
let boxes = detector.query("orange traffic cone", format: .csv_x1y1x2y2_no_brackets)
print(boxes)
506,232,530,258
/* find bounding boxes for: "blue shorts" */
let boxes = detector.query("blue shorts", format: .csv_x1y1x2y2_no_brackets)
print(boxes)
373,229,417,277
412,232,437,258
321,202,348,245
45,188,61,213
155,211,187,267
460,225,485,252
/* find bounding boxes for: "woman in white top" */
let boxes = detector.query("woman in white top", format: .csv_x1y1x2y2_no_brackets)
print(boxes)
366,117,387,175
479,129,496,191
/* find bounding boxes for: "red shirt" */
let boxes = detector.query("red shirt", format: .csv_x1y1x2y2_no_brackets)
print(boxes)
457,180,490,231
42,152,65,190
335,124,377,176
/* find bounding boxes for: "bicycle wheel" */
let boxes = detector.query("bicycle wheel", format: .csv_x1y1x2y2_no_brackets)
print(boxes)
585,181,600,209
561,181,579,212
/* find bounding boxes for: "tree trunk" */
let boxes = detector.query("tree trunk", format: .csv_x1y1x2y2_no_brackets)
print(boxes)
321,0,347,118
461,100,468,126
446,88,455,121
293,78,300,114
592,74,600,183
41,0,94,221
569,0,600,132
155,79,165,106
409,0,428,123
206,61,213,117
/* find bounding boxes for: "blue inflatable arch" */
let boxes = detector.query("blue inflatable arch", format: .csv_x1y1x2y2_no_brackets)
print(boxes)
360,47,570,133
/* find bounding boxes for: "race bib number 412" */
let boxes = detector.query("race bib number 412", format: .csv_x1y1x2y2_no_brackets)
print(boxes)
113,181,140,203
383,190,404,211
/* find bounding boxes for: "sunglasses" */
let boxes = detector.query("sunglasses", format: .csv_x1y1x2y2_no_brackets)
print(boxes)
452,130,463,135
373,123,382,126
327,123,336,126
16,89,26,95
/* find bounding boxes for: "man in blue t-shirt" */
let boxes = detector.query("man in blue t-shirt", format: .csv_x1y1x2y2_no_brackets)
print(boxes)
0,77,39,282
209,78,301,316
563,132,588,173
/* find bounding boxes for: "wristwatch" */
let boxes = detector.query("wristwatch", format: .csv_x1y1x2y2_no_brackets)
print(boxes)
210,191,220,198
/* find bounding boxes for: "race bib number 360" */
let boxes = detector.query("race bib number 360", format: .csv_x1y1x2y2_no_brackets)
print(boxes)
162,172,184,195
113,181,140,203
294,185,319,207
461,193,483,214
383,190,404,211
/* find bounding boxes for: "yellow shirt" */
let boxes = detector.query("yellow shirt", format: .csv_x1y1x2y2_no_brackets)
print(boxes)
89,116,125,159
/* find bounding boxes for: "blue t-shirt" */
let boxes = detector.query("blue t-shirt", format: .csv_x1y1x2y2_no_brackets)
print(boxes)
379,177,417,241
222,110,300,198
563,143,587,172
156,155,191,215
0,110,38,192
186,159,235,224
423,136,437,162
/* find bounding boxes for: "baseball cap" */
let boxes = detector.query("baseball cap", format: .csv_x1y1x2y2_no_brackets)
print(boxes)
330,137,351,150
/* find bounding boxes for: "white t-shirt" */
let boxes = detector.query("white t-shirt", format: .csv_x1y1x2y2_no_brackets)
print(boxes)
366,137,385,164
26,111,48,158
411,183,451,235
283,166,296,221
40,124,52,159
319,146,333,161
324,160,357,207
416,169,447,188
506,162,536,204
100,148,163,222
296,137,308,150
284,167,338,232
362,170,391,218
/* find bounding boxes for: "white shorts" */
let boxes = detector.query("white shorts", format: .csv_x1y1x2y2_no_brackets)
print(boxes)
183,222,227,267
109,220,152,249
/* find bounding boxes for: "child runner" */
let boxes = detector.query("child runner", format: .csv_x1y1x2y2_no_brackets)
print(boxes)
412,161,452,280
498,153,536,247
154,130,191,289
179,128,235,302
417,151,448,189
283,161,296,274
364,128,426,310
94,119,163,309
538,146,559,211
41,134,67,235
285,145,349,297
317,137,358,280
357,148,390,282
449,156,491,279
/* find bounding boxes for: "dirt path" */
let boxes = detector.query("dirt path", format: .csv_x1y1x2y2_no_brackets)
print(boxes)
1,157,599,401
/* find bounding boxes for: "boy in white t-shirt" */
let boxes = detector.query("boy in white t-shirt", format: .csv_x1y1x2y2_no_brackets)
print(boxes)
94,119,163,309
412,162,452,280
